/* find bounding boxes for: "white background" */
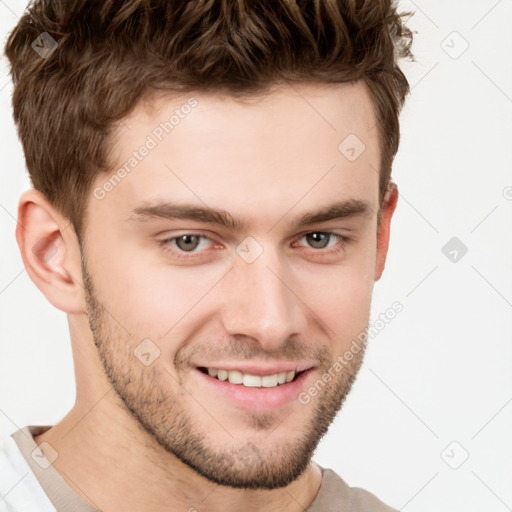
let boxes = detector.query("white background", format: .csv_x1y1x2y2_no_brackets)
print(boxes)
1,1,511,510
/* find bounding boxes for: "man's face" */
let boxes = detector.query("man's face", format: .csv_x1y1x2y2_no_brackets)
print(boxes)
81,81,388,489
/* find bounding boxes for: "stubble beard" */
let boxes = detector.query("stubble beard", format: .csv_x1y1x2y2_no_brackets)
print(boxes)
81,255,367,490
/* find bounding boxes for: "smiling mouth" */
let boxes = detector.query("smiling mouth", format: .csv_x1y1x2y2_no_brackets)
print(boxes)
197,366,306,388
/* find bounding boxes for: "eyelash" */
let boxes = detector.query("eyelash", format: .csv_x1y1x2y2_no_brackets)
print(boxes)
158,231,351,260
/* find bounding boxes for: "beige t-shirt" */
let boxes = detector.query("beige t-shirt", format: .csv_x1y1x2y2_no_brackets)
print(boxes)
6,425,398,511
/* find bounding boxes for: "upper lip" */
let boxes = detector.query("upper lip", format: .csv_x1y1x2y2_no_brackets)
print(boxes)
196,362,315,376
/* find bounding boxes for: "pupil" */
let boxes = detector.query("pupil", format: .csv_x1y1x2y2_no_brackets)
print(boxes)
176,235,200,251
308,232,328,249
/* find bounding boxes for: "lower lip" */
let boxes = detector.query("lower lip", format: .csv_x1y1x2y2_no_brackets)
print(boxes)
194,368,314,411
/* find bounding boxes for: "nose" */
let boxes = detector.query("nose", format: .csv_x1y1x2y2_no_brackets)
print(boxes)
219,247,308,352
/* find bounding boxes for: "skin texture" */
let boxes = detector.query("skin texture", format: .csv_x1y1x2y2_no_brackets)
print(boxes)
17,81,398,512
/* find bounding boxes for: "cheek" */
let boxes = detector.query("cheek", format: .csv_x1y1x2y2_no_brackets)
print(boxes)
93,247,228,338
303,268,373,332
87,225,377,343
294,243,376,336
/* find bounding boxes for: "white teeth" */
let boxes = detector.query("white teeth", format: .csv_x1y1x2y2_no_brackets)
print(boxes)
285,370,295,383
203,368,297,387
243,374,261,387
261,374,278,387
227,370,243,384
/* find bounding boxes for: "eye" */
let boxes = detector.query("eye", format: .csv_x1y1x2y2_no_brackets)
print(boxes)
160,233,213,257
158,230,350,261
174,234,206,252
295,232,347,250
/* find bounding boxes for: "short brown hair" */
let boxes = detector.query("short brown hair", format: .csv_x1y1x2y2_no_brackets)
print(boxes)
5,0,414,238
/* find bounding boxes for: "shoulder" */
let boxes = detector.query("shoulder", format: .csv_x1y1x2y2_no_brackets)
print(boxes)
0,427,56,512
307,466,398,512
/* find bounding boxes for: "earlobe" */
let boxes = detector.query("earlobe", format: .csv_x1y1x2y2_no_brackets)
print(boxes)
374,182,399,281
16,189,86,314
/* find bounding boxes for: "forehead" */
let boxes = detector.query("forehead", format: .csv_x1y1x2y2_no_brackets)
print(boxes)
92,81,381,229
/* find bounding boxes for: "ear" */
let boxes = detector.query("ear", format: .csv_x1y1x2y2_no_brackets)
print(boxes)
374,182,399,281
16,189,86,314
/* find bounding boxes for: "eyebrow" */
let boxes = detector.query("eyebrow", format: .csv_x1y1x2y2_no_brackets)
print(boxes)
127,198,373,231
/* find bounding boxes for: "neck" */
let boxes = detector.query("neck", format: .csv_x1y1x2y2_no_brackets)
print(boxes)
33,399,323,512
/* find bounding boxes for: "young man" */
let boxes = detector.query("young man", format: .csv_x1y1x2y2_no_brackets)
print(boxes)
1,1,413,510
